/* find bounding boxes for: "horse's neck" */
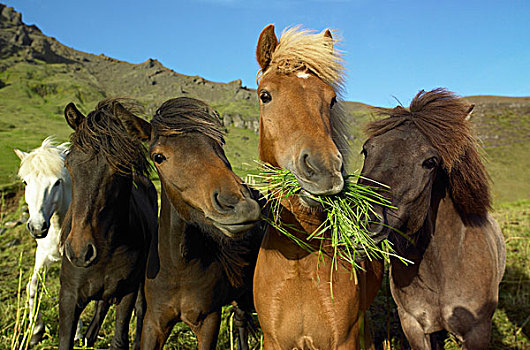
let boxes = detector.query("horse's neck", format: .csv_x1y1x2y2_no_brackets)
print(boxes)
263,197,326,259
392,193,468,268
158,190,209,263
58,180,72,218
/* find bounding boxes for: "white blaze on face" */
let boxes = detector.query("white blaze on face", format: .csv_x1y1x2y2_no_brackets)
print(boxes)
297,71,310,79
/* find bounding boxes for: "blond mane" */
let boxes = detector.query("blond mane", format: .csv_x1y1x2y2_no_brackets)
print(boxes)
260,26,346,95
18,137,69,179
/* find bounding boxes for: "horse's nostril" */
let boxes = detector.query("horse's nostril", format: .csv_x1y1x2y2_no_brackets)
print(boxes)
64,241,74,262
300,152,316,178
213,191,237,213
84,244,97,265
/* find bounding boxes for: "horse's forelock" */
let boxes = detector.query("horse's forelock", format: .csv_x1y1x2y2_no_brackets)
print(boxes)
264,26,345,95
18,138,68,180
70,99,151,178
151,97,225,146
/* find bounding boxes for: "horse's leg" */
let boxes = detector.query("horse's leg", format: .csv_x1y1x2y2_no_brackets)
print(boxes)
194,311,221,350
83,300,110,347
58,288,84,350
132,283,147,350
74,319,84,343
110,290,138,350
361,312,376,350
398,309,431,350
232,305,249,350
461,320,492,350
429,330,447,350
262,334,282,350
28,246,47,345
140,305,177,350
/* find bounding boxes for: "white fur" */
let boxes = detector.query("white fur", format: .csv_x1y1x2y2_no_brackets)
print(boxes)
296,71,310,79
15,137,82,343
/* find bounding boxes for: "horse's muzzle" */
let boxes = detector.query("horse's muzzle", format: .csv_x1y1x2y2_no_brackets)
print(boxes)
27,221,49,239
64,240,98,268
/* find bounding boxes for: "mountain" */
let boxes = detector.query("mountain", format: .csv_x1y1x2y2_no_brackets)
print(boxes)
0,4,528,202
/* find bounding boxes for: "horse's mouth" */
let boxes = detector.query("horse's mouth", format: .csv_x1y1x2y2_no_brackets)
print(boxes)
298,190,322,208
213,220,259,237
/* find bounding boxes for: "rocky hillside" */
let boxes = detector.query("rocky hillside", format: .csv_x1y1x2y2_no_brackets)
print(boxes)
0,3,258,128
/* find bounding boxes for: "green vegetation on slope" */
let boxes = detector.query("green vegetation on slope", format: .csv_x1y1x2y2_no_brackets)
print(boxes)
0,58,104,184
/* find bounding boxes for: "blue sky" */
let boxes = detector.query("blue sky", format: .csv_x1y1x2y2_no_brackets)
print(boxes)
5,0,529,107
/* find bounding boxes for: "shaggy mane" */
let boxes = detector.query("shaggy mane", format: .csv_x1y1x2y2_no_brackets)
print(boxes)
18,137,69,179
366,88,491,215
69,98,151,178
151,97,225,146
260,26,351,163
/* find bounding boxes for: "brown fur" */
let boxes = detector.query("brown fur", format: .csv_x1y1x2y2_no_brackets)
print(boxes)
360,88,505,349
256,25,351,163
59,98,157,349
366,88,491,216
254,25,383,349
129,97,263,350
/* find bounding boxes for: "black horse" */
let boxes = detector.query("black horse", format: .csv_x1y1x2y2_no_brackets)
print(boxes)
361,89,505,349
123,97,264,350
59,99,158,349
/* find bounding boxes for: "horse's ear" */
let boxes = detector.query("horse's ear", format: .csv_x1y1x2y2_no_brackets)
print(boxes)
14,148,28,160
256,24,278,70
113,102,152,142
64,103,85,130
464,104,475,121
323,29,334,52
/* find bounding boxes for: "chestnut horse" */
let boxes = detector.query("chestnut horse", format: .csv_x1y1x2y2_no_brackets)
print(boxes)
360,89,505,349
254,25,385,349
59,99,158,349
122,97,264,350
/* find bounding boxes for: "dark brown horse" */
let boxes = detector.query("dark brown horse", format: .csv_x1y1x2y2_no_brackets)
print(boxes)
253,24,385,349
122,97,264,350
59,99,158,349
360,89,506,349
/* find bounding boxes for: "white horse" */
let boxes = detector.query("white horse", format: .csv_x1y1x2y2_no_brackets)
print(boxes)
14,137,83,345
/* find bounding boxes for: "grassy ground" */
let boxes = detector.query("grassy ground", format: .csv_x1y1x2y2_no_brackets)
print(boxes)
0,192,528,349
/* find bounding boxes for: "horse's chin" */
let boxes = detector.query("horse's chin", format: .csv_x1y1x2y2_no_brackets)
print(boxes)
213,221,258,239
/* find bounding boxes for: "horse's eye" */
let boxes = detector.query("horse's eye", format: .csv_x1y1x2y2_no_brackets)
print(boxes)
54,179,62,187
22,180,27,186
259,90,272,104
422,157,438,170
330,97,337,109
152,153,166,164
